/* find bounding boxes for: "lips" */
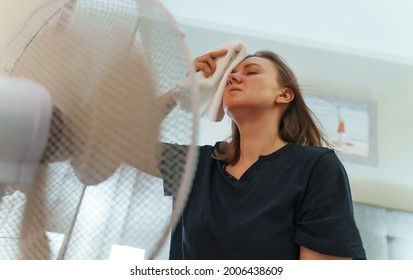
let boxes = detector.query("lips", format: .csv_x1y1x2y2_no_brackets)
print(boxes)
226,85,242,93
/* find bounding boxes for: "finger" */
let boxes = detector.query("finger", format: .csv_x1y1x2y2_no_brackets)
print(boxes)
207,49,228,73
200,63,213,78
194,55,214,70
209,48,228,59
194,61,213,77
203,55,218,74
194,48,228,76
194,55,216,75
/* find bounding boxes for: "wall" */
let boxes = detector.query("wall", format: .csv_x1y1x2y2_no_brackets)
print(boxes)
160,0,413,65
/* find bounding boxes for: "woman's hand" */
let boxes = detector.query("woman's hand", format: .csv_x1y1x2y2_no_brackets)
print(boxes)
193,49,228,78
158,49,228,121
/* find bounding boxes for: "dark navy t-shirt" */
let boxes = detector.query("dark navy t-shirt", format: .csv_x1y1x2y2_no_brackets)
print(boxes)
160,142,366,260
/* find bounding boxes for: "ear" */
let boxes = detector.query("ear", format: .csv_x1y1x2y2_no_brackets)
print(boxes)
275,87,294,104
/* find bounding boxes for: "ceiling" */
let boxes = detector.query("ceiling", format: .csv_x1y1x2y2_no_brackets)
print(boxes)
160,0,413,65
160,0,413,211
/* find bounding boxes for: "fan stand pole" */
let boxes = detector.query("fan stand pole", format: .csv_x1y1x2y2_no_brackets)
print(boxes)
53,0,82,261
56,184,87,260
19,166,51,260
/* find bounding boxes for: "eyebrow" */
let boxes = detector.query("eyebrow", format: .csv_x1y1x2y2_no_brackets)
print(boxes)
231,63,262,73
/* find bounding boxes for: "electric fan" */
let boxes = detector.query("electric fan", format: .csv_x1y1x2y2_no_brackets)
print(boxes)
0,0,199,260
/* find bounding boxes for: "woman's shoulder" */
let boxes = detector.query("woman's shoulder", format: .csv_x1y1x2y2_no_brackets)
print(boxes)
288,143,332,154
198,141,223,152
286,143,339,164
160,142,220,158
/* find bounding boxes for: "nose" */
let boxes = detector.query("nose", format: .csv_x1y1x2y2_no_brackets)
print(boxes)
227,72,241,85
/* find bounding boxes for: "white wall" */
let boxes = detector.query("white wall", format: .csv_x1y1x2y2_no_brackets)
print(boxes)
160,0,413,64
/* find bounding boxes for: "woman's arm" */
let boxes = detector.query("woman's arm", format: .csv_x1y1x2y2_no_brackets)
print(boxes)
138,48,229,178
158,48,228,117
300,246,351,260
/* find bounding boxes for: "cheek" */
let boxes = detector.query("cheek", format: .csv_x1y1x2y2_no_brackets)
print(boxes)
248,77,276,93
262,77,280,93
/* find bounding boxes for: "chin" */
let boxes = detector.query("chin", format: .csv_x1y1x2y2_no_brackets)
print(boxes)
223,104,250,119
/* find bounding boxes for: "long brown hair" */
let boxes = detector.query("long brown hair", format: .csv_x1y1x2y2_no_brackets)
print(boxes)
213,50,329,164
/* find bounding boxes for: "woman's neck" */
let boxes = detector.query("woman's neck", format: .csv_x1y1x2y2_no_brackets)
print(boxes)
235,114,287,165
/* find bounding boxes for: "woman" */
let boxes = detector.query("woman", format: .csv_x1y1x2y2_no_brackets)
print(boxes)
160,48,366,260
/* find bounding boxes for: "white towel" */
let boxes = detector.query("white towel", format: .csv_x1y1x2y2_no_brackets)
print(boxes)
173,41,247,122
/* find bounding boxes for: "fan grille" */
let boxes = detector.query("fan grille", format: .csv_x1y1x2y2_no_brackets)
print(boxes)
0,0,198,260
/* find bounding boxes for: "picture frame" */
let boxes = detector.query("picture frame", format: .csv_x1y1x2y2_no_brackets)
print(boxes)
304,92,378,166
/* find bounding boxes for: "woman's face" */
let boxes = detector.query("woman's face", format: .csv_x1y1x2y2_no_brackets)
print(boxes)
223,56,282,116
